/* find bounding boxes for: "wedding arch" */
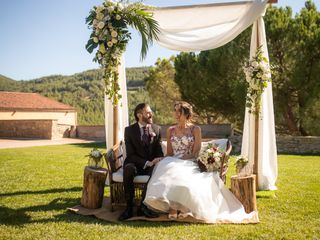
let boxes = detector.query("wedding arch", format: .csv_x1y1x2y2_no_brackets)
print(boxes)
86,0,278,191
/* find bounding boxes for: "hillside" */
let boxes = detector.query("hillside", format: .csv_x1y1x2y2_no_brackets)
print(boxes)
0,67,150,125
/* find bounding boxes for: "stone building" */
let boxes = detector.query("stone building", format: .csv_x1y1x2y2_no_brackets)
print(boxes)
0,91,77,139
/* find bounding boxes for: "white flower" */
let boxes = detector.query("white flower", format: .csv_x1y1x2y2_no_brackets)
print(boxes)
98,21,105,29
107,41,113,47
111,30,118,37
96,13,104,21
117,3,123,10
112,38,118,44
251,61,259,68
116,14,121,20
93,37,99,43
107,6,114,12
213,152,221,158
96,6,105,14
91,149,102,158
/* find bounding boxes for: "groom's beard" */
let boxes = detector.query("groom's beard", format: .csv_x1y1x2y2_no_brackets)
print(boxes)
142,116,153,124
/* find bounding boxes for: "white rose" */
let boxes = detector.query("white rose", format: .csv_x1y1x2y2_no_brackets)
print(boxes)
96,13,104,21
98,21,105,29
107,41,113,47
111,30,118,37
116,14,121,20
117,3,123,10
93,37,99,43
252,61,258,68
112,38,118,44
107,6,114,12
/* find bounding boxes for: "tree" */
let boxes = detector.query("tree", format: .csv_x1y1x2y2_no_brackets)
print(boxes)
265,1,320,135
174,29,250,126
144,57,181,124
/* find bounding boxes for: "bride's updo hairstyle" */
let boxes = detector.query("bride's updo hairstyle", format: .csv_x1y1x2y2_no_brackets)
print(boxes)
174,101,193,121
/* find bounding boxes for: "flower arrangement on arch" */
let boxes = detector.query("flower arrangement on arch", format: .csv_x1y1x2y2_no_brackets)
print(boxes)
87,148,104,168
243,45,271,115
197,143,225,172
86,0,159,105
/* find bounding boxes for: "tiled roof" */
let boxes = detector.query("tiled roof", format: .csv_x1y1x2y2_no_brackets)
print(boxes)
0,91,76,111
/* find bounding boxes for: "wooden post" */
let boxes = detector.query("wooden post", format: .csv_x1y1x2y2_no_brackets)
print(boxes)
81,166,107,209
253,22,261,190
231,175,257,213
113,104,119,145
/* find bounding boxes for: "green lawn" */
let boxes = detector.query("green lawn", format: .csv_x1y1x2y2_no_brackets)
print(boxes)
0,143,319,240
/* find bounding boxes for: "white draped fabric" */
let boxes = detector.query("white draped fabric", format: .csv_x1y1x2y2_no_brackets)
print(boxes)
241,17,278,190
104,55,129,150
152,0,267,51
105,0,277,190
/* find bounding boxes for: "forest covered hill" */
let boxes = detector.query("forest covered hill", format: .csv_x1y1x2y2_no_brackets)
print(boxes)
0,67,150,125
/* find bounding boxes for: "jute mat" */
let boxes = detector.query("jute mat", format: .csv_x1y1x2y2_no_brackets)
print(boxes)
68,198,259,224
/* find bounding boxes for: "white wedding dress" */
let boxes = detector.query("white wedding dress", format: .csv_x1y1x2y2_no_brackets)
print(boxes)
144,126,259,223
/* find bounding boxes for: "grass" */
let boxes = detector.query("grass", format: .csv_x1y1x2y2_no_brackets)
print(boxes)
0,143,319,240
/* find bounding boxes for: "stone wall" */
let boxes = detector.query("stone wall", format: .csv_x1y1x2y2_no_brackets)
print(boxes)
0,120,53,139
229,135,320,155
76,125,105,140
74,125,320,154
0,120,75,139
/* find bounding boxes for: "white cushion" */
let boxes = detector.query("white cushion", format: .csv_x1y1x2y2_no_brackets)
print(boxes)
201,139,228,152
112,168,150,183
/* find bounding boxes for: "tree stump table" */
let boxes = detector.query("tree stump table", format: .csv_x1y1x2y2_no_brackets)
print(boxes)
81,166,107,209
231,174,257,213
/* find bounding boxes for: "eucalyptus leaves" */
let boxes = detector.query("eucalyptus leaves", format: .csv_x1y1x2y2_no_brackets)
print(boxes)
86,0,159,105
243,46,271,115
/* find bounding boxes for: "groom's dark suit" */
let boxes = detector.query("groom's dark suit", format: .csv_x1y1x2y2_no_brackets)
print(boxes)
123,122,164,208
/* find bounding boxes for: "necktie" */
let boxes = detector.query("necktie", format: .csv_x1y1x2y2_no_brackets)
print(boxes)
142,126,150,146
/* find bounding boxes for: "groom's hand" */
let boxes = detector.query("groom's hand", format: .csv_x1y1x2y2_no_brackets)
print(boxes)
144,161,154,169
152,157,162,165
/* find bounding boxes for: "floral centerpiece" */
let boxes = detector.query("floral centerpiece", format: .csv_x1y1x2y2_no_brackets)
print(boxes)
235,155,250,176
86,0,159,105
197,143,225,172
243,45,271,115
87,148,104,168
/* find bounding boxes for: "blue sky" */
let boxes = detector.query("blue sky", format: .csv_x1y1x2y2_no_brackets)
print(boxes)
0,0,319,80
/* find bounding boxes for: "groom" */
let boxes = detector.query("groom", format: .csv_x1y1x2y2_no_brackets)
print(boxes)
118,103,164,221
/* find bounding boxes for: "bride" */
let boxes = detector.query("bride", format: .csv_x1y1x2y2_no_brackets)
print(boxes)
144,101,258,223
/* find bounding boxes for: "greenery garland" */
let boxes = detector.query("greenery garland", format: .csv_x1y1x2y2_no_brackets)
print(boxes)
243,46,271,115
86,0,159,105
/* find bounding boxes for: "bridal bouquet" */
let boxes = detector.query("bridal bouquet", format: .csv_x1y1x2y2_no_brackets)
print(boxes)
87,148,104,168
197,143,224,172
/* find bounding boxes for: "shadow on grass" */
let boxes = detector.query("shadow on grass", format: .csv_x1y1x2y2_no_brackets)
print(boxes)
0,196,191,227
68,142,106,149
0,187,82,197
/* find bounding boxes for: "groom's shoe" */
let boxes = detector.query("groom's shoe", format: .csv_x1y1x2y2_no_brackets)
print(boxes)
137,203,159,218
118,207,133,221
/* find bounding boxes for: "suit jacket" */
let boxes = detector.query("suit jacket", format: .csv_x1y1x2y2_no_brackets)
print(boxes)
124,122,164,170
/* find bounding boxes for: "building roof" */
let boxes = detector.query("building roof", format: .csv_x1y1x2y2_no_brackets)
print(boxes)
0,91,76,111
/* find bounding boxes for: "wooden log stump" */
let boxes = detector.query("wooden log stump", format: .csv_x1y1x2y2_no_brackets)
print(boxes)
231,174,257,213
81,166,107,209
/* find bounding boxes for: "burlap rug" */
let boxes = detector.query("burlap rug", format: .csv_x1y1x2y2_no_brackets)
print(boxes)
68,197,259,224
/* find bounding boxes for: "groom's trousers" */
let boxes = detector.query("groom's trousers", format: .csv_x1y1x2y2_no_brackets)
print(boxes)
123,162,154,207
